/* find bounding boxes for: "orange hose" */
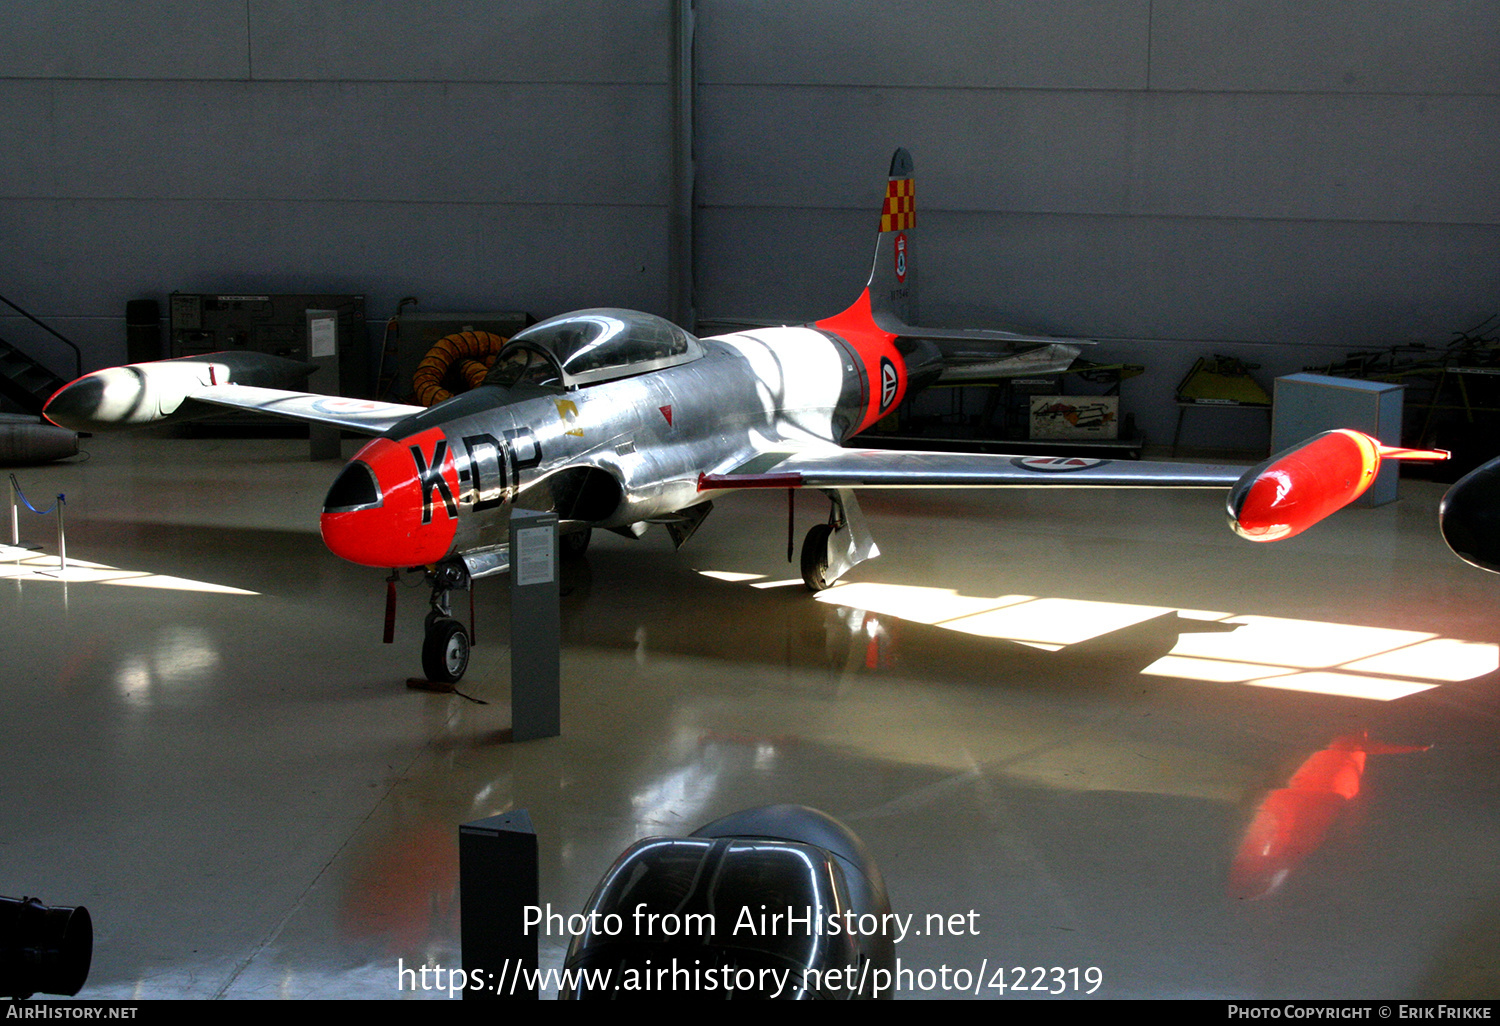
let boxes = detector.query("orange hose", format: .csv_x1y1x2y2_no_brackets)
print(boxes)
412,331,508,406
457,357,493,390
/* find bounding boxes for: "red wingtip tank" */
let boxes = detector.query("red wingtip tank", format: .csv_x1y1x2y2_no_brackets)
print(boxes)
1229,732,1428,901
1227,429,1448,543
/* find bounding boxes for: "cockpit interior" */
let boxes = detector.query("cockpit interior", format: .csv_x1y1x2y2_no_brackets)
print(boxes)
486,309,705,391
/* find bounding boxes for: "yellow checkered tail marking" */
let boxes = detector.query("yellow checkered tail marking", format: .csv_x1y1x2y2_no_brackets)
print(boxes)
879,177,915,233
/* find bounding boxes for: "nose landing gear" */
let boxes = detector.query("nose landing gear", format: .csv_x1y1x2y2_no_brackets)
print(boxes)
422,614,470,683
421,561,472,683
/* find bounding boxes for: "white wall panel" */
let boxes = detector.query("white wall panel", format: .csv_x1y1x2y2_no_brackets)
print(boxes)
247,0,667,83
696,86,1139,216
699,0,1150,90
0,2,249,80
702,85,1500,223
0,1,676,383
1151,1,1500,94
0,80,666,204
1131,92,1500,224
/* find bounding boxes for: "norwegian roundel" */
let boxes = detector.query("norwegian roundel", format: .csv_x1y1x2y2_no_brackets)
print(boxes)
1010,456,1106,473
879,357,899,412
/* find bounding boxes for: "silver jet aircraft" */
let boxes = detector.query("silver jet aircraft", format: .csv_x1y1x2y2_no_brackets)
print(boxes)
45,149,1432,683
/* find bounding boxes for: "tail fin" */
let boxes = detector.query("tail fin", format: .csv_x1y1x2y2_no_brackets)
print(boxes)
817,148,1091,397
866,148,917,331
812,148,928,434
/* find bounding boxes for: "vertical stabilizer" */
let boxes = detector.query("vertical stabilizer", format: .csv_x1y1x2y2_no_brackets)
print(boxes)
812,148,928,434
867,147,917,331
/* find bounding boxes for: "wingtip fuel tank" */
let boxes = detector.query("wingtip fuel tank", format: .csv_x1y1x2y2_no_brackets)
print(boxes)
1227,429,1447,542
44,352,316,433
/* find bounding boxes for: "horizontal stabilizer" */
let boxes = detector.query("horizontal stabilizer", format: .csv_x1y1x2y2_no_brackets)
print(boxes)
892,323,1096,348
882,320,1093,382
932,342,1084,382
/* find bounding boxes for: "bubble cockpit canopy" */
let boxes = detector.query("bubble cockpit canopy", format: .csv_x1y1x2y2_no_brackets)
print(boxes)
485,308,704,391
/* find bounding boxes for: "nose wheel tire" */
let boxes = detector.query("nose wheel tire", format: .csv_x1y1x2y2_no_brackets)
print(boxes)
422,617,471,683
800,523,833,592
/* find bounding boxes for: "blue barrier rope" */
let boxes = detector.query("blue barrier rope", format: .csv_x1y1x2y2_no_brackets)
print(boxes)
8,474,62,516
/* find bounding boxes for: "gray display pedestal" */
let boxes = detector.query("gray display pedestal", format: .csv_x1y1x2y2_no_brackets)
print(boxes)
459,809,538,1001
1273,372,1405,506
509,509,560,741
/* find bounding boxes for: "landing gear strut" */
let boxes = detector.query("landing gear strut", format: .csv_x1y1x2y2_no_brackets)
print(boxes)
421,561,471,683
798,488,880,593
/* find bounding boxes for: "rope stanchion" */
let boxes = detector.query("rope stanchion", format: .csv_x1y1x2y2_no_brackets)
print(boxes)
7,474,66,570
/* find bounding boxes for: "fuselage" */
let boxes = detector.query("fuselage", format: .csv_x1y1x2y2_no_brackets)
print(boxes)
318,308,910,570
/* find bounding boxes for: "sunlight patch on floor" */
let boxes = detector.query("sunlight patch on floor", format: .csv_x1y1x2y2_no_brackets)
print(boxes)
1,544,260,595
696,571,1495,702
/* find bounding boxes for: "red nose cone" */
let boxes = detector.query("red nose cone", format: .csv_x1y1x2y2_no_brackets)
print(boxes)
320,430,459,567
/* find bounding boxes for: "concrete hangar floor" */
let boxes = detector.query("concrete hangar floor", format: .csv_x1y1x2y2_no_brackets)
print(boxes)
2,431,1497,1001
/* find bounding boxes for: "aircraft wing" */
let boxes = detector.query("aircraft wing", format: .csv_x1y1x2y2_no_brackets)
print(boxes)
700,446,1242,490
187,385,423,436
701,430,1448,545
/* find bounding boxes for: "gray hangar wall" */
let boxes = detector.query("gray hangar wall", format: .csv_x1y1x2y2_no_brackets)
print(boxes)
694,1,1500,449
0,1,676,382
1,2,1497,451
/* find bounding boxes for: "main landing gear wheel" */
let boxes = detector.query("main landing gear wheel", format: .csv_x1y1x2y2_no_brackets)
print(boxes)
422,617,471,684
801,523,833,592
